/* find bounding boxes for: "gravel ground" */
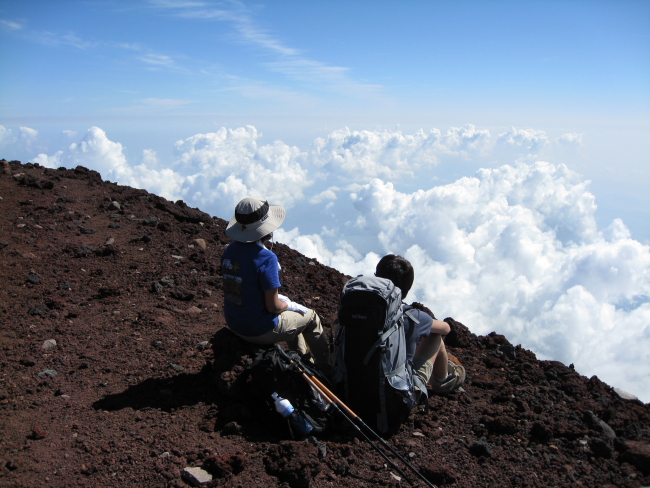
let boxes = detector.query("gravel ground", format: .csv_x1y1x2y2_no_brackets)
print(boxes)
1,160,648,488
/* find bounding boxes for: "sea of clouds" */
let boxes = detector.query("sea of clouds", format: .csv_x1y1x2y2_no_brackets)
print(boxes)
4,123,647,402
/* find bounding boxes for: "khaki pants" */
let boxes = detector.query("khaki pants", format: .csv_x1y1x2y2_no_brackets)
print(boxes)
232,309,332,370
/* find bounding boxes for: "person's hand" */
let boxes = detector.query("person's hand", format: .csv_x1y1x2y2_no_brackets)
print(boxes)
278,294,308,314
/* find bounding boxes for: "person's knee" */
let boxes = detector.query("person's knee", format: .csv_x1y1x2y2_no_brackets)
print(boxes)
304,309,322,332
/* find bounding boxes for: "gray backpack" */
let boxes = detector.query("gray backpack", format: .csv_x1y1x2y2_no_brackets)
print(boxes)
333,275,424,433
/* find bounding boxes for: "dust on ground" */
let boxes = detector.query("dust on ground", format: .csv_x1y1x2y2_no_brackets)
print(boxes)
1,160,648,487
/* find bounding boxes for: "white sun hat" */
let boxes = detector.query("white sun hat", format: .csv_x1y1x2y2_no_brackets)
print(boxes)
225,197,286,243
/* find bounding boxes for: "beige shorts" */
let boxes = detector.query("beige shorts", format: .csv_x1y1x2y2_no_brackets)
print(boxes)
413,355,434,392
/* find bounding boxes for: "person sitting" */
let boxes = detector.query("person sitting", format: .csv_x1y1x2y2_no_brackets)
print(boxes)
374,254,465,397
220,197,332,372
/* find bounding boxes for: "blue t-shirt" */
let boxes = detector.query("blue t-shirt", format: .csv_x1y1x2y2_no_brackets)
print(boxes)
221,241,282,337
403,307,433,363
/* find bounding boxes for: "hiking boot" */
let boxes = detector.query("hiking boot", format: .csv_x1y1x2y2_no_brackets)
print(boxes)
429,357,466,394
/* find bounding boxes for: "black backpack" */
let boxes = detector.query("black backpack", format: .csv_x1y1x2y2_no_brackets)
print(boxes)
246,345,333,439
333,275,424,434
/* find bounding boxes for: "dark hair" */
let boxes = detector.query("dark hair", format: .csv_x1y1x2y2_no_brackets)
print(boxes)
375,254,414,299
410,301,436,320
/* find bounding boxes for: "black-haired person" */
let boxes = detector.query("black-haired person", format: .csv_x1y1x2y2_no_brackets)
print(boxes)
375,254,465,395
221,197,332,372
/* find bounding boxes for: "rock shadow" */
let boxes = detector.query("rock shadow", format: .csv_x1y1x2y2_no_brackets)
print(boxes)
92,363,218,412
92,328,262,413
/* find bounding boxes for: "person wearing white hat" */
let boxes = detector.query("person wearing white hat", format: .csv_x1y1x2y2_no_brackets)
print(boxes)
221,197,332,371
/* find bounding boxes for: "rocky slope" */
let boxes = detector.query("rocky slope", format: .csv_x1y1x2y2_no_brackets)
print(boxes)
0,160,648,488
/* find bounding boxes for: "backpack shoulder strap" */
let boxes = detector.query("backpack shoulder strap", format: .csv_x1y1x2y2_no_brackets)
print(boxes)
404,307,420,323
363,319,400,366
362,303,404,366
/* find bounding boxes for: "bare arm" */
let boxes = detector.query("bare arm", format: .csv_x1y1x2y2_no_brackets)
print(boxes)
414,318,451,366
430,319,450,336
264,287,288,314
409,302,448,336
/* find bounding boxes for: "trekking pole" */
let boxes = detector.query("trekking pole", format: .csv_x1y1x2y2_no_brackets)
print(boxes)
296,367,420,487
291,361,437,488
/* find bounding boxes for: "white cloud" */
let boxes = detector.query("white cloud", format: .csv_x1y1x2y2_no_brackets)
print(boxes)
0,125,13,146
309,188,338,204
559,132,584,145
310,125,495,183
116,42,186,72
25,124,650,402
137,53,176,69
498,127,550,150
33,127,185,200
61,126,128,176
442,124,492,154
19,126,38,140
141,148,159,166
173,126,312,215
275,228,331,263
1,125,39,152
0,19,23,31
32,152,61,168
32,30,98,49
148,0,381,97
32,125,313,219
534,287,649,399
303,162,649,401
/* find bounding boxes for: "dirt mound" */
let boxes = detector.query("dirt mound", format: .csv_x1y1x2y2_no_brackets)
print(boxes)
1,160,648,487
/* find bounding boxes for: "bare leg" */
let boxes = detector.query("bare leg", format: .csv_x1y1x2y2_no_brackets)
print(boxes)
432,340,449,381
414,333,449,381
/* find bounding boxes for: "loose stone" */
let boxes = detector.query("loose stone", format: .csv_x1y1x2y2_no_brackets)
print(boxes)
37,369,58,378
181,466,213,486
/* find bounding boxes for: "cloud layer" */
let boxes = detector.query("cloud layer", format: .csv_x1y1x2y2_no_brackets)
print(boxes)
24,124,650,402
321,169,649,402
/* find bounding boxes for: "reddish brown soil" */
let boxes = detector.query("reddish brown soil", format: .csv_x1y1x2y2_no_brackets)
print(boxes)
1,160,649,488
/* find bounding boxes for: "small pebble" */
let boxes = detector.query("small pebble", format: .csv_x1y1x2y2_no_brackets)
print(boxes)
37,369,58,378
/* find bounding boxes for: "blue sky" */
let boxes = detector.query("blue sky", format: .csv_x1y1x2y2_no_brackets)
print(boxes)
1,0,649,239
1,0,649,401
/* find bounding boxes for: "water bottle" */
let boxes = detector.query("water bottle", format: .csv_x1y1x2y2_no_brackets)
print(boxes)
271,392,313,438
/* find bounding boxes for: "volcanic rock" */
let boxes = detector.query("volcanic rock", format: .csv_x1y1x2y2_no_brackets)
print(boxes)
0,161,648,488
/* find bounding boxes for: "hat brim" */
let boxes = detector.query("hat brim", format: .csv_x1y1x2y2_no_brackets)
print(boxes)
225,204,285,242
